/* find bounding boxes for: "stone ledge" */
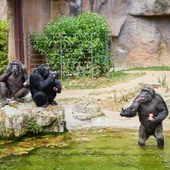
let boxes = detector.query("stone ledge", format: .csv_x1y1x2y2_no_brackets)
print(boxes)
0,101,66,139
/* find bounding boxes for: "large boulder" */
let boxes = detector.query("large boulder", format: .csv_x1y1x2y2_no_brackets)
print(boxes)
114,15,170,70
92,0,129,36
0,100,66,139
129,0,170,16
72,102,104,121
87,0,170,70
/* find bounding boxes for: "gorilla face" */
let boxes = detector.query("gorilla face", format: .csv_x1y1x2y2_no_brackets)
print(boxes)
11,63,20,76
139,87,155,103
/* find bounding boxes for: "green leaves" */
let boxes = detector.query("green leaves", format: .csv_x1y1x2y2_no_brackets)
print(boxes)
27,119,43,135
0,20,8,74
30,12,111,78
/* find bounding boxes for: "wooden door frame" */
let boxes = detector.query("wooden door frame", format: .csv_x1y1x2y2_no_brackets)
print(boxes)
14,0,24,64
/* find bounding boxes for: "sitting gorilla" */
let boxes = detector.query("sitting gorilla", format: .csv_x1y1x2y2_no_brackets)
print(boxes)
0,60,29,107
29,64,62,107
120,87,168,148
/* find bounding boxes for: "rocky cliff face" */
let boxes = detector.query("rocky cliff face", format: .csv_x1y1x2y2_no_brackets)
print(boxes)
90,0,170,70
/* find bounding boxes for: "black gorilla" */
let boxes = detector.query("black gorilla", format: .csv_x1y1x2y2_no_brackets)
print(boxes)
29,64,62,107
0,60,29,107
120,87,169,148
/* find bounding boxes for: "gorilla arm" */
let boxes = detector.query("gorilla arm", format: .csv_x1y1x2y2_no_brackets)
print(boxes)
0,65,12,82
30,71,55,91
120,96,141,117
150,95,169,123
53,80,62,93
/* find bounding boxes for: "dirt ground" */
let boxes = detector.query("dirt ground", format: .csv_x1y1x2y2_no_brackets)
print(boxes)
57,70,170,130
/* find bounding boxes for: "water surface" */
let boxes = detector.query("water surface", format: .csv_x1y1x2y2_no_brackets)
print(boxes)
0,129,170,170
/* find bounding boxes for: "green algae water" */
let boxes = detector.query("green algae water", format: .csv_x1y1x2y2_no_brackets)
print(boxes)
0,129,170,170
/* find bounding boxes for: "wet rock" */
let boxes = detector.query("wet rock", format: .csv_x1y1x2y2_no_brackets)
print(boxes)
72,102,104,121
0,101,66,139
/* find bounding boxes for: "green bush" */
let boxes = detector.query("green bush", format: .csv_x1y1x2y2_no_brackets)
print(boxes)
27,118,43,135
30,12,111,77
0,20,8,74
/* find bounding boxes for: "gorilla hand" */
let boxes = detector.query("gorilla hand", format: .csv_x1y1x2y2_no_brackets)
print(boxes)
5,66,12,76
53,87,58,92
120,108,126,117
51,71,59,78
120,107,137,117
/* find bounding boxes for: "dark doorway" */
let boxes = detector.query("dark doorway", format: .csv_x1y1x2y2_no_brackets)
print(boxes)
14,0,24,64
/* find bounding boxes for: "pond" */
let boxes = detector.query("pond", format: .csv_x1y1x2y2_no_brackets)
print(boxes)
0,128,170,170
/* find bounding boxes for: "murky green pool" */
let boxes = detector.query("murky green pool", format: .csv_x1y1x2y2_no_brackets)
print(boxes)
0,128,170,170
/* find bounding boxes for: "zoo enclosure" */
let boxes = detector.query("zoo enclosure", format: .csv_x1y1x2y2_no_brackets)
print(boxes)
28,33,114,80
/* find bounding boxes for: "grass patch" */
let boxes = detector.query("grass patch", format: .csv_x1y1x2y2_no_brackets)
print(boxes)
62,71,145,90
127,66,170,71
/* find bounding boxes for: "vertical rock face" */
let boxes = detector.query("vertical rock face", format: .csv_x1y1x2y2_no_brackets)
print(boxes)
114,15,170,69
88,0,170,70
129,0,170,16
51,0,82,19
91,0,129,36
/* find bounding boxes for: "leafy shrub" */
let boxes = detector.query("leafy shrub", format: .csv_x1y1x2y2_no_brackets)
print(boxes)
0,20,8,74
30,12,111,77
27,119,43,135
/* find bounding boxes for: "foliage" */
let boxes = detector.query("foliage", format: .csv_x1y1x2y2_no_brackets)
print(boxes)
0,20,8,74
30,12,111,77
127,66,170,71
27,119,43,135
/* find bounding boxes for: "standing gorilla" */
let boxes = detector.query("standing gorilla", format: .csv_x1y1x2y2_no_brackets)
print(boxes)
0,60,29,107
120,87,168,148
29,64,62,107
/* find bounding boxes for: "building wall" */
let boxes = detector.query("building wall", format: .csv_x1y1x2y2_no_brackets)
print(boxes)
0,0,7,20
23,0,51,72
6,0,15,62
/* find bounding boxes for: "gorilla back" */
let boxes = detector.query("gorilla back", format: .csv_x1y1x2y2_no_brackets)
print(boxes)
30,64,62,107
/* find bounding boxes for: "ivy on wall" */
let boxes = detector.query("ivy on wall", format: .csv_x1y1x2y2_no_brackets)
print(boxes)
0,20,8,74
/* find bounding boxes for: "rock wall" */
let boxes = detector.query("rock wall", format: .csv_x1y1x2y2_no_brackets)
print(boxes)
89,0,170,70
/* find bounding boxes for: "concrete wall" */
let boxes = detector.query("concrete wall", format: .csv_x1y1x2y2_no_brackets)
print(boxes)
23,0,51,71
6,0,15,62
0,0,7,20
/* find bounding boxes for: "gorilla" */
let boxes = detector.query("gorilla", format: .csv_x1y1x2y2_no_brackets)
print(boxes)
120,87,169,148
0,60,29,107
29,64,62,107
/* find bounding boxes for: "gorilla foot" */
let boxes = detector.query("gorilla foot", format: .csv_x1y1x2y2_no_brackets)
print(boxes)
50,100,58,105
42,102,50,108
2,99,8,107
138,141,146,147
15,98,24,103
157,139,164,149
157,145,164,149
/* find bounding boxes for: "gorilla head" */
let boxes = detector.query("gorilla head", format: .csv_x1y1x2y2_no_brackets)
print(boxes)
37,64,50,78
139,87,155,103
9,60,22,77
